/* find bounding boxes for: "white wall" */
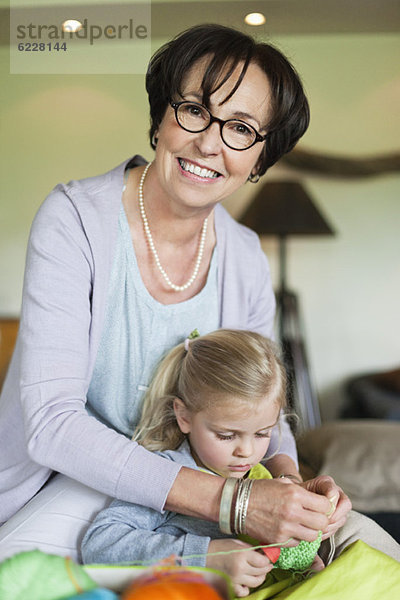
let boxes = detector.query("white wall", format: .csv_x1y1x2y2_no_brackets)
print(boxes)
225,34,400,419
1,33,399,419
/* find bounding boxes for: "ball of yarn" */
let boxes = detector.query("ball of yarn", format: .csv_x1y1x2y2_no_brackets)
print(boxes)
276,531,322,570
0,550,97,600
263,532,322,571
121,568,223,600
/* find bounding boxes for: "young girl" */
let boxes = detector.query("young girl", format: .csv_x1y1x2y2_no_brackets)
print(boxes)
81,329,290,597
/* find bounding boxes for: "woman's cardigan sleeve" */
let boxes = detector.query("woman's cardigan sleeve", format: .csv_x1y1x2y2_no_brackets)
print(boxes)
19,183,181,512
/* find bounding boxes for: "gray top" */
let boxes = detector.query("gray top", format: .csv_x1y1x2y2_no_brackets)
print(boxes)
87,205,219,436
81,440,228,567
0,156,295,524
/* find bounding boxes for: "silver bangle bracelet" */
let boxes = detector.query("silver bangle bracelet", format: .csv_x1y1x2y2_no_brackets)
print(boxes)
233,479,245,535
234,478,254,535
219,477,237,535
277,473,302,484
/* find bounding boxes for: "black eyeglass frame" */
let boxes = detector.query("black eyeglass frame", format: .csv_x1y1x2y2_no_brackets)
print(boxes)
170,100,267,151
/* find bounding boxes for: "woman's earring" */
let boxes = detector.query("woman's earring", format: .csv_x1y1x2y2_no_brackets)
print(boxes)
151,135,158,148
248,171,260,184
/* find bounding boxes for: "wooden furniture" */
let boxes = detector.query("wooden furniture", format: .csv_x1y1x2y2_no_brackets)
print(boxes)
0,318,19,392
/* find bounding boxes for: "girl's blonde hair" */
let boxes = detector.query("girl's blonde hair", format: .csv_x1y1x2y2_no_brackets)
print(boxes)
133,329,287,451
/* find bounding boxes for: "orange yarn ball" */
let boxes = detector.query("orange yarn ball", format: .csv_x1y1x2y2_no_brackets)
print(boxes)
121,569,223,600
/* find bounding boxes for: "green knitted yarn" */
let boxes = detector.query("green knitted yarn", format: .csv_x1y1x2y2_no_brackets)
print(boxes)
0,550,97,600
275,531,322,571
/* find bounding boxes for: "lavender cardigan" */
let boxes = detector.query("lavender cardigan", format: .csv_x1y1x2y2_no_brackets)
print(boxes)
0,157,296,523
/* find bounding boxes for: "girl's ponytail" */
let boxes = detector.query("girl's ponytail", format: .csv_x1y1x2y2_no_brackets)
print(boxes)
133,343,187,451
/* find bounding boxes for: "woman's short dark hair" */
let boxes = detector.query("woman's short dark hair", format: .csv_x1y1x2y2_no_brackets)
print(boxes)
145,24,309,176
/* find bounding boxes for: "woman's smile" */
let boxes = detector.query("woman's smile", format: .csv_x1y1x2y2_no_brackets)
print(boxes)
177,157,222,181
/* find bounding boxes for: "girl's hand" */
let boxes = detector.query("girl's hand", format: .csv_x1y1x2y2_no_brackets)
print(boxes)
206,539,272,597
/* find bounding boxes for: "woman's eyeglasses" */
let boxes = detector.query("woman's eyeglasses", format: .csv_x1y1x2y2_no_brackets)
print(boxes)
170,101,267,151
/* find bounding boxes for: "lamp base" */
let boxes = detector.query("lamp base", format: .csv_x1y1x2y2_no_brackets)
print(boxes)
276,290,321,432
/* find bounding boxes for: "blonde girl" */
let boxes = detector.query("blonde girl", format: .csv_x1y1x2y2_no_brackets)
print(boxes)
82,330,289,597
134,328,286,458
82,329,400,594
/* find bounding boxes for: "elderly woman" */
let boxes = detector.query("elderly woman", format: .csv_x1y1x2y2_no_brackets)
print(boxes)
0,24,353,562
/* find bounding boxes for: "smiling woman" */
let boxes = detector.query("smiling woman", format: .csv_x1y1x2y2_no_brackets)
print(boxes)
142,58,273,237
0,23,348,571
147,24,309,177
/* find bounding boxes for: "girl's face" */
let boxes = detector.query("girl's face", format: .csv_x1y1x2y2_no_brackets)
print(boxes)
151,58,271,216
174,396,280,478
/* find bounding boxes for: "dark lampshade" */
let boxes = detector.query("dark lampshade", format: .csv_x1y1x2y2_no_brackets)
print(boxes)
240,180,335,237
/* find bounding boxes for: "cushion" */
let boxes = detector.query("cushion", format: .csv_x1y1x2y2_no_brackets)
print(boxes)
275,540,400,600
297,420,400,512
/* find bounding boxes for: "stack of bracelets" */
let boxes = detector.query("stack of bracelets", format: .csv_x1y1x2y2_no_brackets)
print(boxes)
219,474,302,536
219,478,253,536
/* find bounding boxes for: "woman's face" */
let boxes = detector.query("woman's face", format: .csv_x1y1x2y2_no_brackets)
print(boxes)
152,58,271,214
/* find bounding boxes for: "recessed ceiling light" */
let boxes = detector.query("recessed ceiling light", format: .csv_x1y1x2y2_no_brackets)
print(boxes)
62,20,83,33
244,13,266,26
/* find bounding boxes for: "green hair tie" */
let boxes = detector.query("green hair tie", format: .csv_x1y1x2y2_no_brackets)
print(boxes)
188,329,200,339
184,329,200,351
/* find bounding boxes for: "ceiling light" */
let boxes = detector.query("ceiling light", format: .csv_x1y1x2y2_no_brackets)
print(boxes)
62,20,83,33
244,13,266,26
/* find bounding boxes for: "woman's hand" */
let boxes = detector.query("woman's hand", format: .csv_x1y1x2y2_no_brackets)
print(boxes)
300,475,352,540
246,479,332,545
206,539,272,597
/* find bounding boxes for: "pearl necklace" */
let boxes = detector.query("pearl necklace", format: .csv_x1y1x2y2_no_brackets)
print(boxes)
138,162,208,292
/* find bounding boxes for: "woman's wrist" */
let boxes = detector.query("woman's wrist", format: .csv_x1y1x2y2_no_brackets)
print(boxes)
219,477,255,536
166,468,256,537
219,477,237,534
165,466,224,522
